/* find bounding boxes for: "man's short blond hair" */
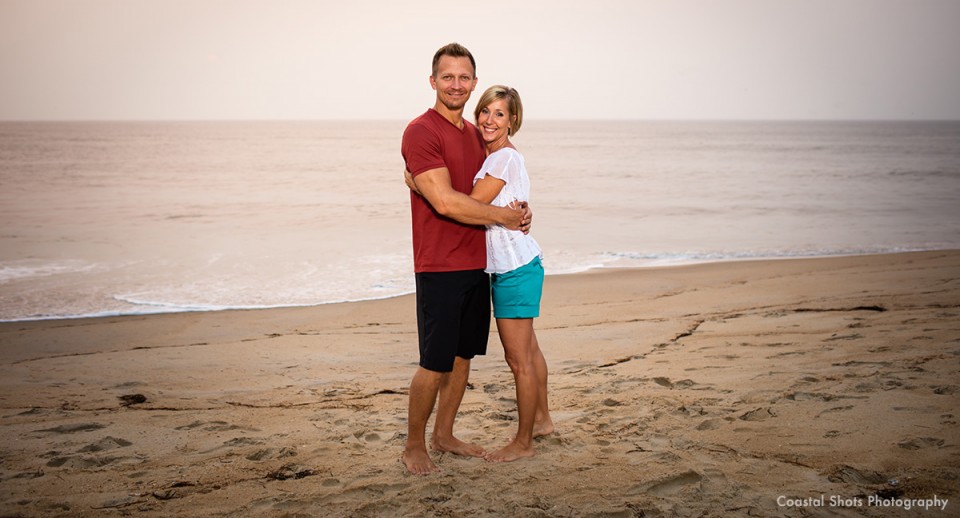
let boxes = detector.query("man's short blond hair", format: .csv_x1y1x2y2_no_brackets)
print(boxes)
432,43,476,77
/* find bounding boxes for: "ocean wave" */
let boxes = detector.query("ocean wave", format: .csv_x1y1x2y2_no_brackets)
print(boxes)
596,246,938,266
0,260,98,283
0,289,420,323
2,246,953,323
108,290,420,315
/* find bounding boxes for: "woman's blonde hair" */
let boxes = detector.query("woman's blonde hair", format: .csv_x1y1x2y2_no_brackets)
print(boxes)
473,85,523,136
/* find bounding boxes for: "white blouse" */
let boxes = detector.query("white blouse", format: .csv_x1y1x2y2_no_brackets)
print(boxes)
473,147,543,274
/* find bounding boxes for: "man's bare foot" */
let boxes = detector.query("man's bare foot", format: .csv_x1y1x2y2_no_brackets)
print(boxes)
485,441,534,462
430,436,485,458
402,447,440,475
533,418,555,438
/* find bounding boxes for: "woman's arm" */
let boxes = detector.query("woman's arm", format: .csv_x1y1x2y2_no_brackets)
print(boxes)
469,174,505,204
471,173,533,233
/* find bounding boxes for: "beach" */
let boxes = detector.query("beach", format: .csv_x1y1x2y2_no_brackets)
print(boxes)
1,250,958,517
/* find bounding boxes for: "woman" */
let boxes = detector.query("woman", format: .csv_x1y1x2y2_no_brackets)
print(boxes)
468,85,553,462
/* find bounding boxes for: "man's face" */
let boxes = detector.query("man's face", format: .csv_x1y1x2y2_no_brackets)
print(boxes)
430,56,477,112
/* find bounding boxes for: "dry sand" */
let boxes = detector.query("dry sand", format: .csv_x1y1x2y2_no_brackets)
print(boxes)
1,251,958,517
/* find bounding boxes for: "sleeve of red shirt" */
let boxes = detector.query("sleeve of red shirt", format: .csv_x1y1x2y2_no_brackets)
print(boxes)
402,123,445,176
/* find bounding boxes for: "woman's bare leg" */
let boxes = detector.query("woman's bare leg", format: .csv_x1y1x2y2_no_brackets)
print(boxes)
486,317,537,462
530,330,554,437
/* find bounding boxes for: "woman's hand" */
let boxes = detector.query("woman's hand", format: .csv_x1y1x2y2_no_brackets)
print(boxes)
509,200,533,234
403,169,422,195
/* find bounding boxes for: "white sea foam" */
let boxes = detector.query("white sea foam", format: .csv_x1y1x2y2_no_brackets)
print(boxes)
0,260,98,283
596,246,936,267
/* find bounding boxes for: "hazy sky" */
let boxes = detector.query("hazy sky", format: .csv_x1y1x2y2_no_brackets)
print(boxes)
1,0,958,120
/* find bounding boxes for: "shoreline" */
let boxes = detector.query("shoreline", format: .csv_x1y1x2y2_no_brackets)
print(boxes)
2,248,952,325
1,250,958,516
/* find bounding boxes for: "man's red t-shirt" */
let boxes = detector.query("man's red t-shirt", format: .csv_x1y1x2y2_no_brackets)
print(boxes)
402,109,486,273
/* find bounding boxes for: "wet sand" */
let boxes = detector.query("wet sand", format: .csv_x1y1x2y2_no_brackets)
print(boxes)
1,251,958,517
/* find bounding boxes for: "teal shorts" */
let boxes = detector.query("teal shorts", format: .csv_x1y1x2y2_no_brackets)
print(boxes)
491,256,543,319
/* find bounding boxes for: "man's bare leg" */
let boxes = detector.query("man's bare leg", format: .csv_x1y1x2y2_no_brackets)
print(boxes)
530,330,554,438
430,356,485,457
403,367,442,475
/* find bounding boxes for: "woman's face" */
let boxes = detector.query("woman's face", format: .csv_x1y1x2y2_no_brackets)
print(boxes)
477,98,512,145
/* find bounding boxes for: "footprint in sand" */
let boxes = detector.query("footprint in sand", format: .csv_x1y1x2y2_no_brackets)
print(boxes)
768,351,806,359
175,420,206,430
739,407,777,421
34,423,107,435
631,435,672,452
827,465,887,485
45,455,133,469
824,333,864,342
78,436,132,452
853,381,886,393
817,405,854,416
699,467,728,494
696,419,726,431
245,447,297,461
653,377,673,388
679,405,706,417
264,464,319,480
654,377,697,390
175,420,258,432
897,437,946,450
483,383,505,394
348,430,396,444
118,394,147,406
44,437,141,469
488,412,516,422
223,437,264,447
198,436,265,455
787,392,837,402
541,435,565,446
635,470,703,497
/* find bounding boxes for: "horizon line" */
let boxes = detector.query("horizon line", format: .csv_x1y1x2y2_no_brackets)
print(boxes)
2,117,959,124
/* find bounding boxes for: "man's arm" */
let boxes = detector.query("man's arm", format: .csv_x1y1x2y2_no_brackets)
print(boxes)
414,167,524,229
468,175,533,234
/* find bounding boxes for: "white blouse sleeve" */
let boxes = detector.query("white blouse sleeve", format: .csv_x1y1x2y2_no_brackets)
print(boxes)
477,149,520,185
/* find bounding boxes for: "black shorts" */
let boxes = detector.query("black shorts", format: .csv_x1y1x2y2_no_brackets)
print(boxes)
415,269,491,372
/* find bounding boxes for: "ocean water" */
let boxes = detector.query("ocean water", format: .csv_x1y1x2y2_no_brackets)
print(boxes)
1,120,958,321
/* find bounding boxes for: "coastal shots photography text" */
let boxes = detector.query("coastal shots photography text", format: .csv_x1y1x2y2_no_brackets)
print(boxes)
778,493,949,512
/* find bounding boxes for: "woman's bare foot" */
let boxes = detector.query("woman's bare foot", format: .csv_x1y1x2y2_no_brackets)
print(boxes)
485,440,535,462
430,436,486,458
402,447,440,475
533,417,555,438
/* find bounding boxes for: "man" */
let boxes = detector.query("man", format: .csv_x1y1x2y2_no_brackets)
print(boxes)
401,42,529,475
